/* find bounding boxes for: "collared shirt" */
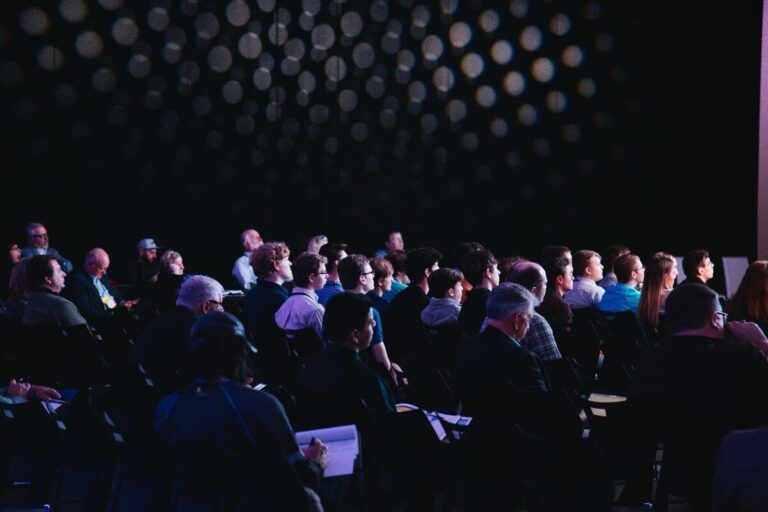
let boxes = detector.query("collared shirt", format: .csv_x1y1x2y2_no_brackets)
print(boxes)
521,311,562,361
598,272,618,290
232,252,257,290
274,287,325,340
421,297,461,327
563,277,605,309
317,280,343,307
92,274,116,309
598,283,641,314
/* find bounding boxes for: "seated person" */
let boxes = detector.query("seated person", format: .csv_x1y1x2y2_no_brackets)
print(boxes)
457,248,499,336
598,244,630,290
22,255,86,327
20,222,73,273
381,249,409,302
1,379,61,403
153,250,188,313
420,268,463,327
563,250,605,309
727,260,768,334
374,230,404,259
154,311,328,508
232,229,262,291
366,257,393,316
598,254,645,314
275,252,328,342
537,256,574,338
316,243,348,307
127,238,162,287
680,248,715,287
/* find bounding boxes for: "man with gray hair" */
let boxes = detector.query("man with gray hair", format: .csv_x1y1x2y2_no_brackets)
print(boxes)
506,261,562,361
20,222,73,273
130,275,225,390
455,282,550,407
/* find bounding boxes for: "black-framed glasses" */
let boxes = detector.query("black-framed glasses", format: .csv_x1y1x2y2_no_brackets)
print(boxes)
207,299,224,309
314,271,329,276
361,271,375,276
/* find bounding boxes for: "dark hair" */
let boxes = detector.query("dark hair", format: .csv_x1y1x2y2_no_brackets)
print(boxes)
25,254,57,289
187,312,250,382
603,245,631,272
292,252,327,288
451,241,485,269
505,261,545,290
250,242,290,279
370,257,393,282
338,254,369,290
639,252,676,329
572,250,600,276
683,249,710,278
614,254,640,283
385,249,407,274
405,247,442,284
462,249,498,286
323,292,372,343
319,242,349,272
428,268,464,298
541,245,571,261
665,283,720,333
498,255,526,282
728,260,768,323
542,257,571,283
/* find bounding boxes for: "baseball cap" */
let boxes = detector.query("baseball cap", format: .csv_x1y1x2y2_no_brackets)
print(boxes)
137,238,160,250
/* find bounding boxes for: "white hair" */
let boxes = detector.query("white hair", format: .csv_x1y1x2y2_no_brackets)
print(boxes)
25,222,45,236
486,282,536,321
176,275,224,310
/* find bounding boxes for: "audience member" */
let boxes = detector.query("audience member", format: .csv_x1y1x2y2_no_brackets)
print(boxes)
638,252,677,335
1,379,61,403
598,254,645,314
22,255,86,327
4,259,30,321
457,248,499,336
421,268,463,327
127,238,162,286
497,255,526,283
316,243,348,306
541,245,572,263
66,248,137,324
681,248,715,287
306,234,328,254
450,241,485,303
374,230,404,258
563,250,605,309
381,249,409,302
1,242,21,300
726,260,768,334
598,244,630,290
274,252,327,341
537,257,575,337
242,242,292,360
232,229,263,291
153,249,188,313
366,257,393,316
20,222,73,273
506,261,562,361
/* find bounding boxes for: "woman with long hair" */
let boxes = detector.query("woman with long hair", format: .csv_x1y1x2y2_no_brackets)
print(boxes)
728,261,768,333
638,252,678,338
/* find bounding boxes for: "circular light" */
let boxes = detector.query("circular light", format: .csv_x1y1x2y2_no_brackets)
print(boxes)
112,18,139,46
195,12,220,40
298,70,316,92
208,46,233,73
162,43,182,64
222,80,244,103
281,58,300,76
408,81,427,103
550,14,571,36
366,75,385,98
226,0,251,27
519,26,542,51
562,45,584,67
98,0,123,11
478,10,500,32
257,0,276,12
75,31,103,58
475,85,496,107
379,109,396,129
546,91,567,112
127,54,151,78
421,114,438,133
285,38,306,60
178,61,201,84
311,24,335,50
397,49,415,71
38,46,64,71
352,42,375,68
577,78,596,97
92,68,117,92
490,40,513,64
433,66,454,92
370,1,389,22
509,0,528,18
503,71,525,95
19,8,49,36
302,0,321,16
412,5,430,27
148,8,170,31
449,22,472,48
446,100,467,122
253,67,272,90
299,12,314,31
461,132,479,151
60,0,88,23
490,118,508,137
381,32,400,54
351,122,368,142
339,89,358,112
460,53,484,79
238,33,262,59
531,58,555,82
517,104,537,125
324,56,347,81
440,0,459,15
268,22,288,46
341,11,363,37
165,26,186,46
421,35,443,61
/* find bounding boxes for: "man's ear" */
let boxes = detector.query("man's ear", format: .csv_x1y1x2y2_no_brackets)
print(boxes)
556,275,564,287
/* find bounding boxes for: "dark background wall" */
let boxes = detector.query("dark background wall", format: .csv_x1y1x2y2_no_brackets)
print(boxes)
0,0,761,285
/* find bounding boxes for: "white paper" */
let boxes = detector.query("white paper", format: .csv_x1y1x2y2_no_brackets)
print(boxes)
396,403,472,441
587,393,627,404
296,424,359,478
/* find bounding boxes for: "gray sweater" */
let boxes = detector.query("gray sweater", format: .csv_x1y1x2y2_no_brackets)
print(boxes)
420,297,461,327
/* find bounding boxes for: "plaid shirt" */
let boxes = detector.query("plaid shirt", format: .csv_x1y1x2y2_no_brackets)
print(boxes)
521,311,562,361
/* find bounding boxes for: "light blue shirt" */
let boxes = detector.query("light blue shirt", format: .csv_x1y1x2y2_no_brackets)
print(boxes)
598,283,641,314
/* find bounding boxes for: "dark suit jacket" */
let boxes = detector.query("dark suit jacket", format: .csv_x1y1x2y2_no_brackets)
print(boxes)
64,269,122,323
458,287,491,337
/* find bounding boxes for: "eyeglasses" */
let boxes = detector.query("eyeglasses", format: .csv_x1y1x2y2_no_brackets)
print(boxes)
361,271,375,276
715,311,728,320
31,233,48,238
207,299,224,310
314,271,329,276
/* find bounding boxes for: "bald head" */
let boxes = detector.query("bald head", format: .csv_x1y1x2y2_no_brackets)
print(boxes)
505,260,547,302
85,248,110,279
241,229,263,252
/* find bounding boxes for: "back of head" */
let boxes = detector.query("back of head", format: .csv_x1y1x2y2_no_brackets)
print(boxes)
323,292,372,343
664,283,720,334
683,249,709,279
384,249,407,274
405,247,442,284
177,275,224,310
572,250,600,277
541,245,571,261
603,245,631,272
370,257,393,281
638,253,676,328
319,242,349,271
8,259,30,303
505,260,545,290
306,234,328,254
486,282,536,321
614,254,640,284
161,250,182,269
187,311,249,381
338,254,369,290
428,268,463,298
729,260,768,322
451,241,485,269
25,255,56,289
461,248,497,286
251,242,290,279
292,252,327,287
498,255,526,282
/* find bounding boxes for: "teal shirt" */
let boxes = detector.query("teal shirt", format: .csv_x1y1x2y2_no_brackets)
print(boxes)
598,283,641,313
